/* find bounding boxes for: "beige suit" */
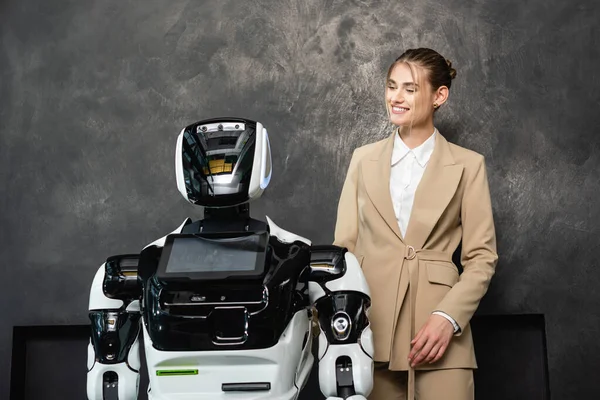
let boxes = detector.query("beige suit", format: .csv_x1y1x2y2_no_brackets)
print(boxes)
334,131,498,398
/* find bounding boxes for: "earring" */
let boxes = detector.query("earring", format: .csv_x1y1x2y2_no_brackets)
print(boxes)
433,103,439,109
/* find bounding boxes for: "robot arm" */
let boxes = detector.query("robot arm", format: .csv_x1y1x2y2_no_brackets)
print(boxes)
86,219,189,400
309,246,374,400
87,255,142,400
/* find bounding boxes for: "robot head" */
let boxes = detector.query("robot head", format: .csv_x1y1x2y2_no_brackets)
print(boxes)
175,117,272,208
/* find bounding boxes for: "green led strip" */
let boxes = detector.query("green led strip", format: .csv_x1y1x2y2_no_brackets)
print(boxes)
156,369,198,376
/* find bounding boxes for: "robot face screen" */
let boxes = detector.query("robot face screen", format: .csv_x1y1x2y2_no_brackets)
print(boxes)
180,120,258,207
156,232,269,280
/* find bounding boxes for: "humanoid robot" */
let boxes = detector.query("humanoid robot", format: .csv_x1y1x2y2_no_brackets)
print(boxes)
86,117,374,400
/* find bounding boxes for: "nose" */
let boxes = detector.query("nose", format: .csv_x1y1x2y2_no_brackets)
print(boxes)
390,89,404,104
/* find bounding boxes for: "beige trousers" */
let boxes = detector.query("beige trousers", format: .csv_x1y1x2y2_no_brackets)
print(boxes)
368,362,474,400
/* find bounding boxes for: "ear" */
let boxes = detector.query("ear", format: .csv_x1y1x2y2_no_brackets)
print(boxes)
433,85,449,107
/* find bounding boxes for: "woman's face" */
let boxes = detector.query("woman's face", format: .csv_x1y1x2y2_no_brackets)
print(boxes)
386,62,435,128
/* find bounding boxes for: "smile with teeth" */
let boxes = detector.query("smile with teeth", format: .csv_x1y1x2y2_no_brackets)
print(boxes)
392,106,410,113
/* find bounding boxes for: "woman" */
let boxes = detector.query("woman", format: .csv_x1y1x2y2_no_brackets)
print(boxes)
333,48,498,400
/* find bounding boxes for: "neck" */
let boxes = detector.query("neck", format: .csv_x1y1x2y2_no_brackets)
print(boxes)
397,122,435,149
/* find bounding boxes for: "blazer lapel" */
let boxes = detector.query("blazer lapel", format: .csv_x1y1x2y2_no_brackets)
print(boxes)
361,132,404,243
403,133,464,249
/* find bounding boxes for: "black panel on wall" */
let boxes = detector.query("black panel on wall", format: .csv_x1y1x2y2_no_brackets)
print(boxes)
10,314,550,400
10,326,89,400
471,314,550,400
1,0,599,399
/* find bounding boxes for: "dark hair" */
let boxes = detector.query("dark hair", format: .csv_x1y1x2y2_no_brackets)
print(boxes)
387,48,457,90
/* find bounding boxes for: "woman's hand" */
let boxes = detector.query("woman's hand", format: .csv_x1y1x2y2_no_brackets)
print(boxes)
408,314,454,367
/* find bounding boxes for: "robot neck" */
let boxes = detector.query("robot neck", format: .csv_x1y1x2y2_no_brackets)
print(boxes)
204,203,250,221
185,204,268,234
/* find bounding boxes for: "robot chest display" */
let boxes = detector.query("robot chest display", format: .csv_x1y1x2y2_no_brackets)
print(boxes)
144,237,312,352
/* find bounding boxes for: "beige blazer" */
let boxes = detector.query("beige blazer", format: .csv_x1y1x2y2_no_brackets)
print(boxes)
334,131,498,371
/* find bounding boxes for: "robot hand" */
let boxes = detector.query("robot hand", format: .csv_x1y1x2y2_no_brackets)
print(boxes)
87,256,142,400
309,246,374,400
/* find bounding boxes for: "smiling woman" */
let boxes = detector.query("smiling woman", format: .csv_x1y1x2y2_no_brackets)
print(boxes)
333,48,498,400
385,49,457,147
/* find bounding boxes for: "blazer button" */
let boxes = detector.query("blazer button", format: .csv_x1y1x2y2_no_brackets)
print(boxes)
405,245,416,260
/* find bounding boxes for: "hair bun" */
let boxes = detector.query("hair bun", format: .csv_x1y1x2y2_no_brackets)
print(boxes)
445,58,457,79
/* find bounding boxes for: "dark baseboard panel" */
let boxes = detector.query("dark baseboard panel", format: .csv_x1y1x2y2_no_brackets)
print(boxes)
471,314,551,400
11,314,550,400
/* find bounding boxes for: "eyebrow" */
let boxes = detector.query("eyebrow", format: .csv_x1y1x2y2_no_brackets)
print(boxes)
387,79,418,87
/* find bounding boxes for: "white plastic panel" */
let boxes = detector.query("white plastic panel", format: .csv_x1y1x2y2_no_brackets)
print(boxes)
143,218,190,249
309,281,327,304
89,264,123,310
143,310,313,400
248,122,266,200
266,216,311,245
174,128,188,202
324,252,370,297
87,361,140,400
318,343,373,398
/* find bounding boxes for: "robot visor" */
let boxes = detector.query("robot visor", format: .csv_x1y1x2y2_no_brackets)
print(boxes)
176,118,272,207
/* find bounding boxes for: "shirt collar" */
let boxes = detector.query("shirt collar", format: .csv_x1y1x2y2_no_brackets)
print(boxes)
391,128,437,167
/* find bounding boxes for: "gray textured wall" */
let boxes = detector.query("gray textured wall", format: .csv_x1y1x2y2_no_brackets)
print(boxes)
1,0,599,398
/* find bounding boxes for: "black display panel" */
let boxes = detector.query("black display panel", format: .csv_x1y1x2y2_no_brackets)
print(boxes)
156,232,268,281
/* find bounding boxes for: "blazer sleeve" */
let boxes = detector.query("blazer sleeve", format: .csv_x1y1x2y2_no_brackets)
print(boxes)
333,149,361,253
435,155,498,333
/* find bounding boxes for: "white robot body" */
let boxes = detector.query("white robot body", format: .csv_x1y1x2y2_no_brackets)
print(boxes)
318,341,373,398
142,310,313,400
89,263,124,310
308,252,371,303
87,355,140,400
86,118,373,400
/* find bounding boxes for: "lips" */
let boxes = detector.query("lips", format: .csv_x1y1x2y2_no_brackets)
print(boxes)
391,105,410,114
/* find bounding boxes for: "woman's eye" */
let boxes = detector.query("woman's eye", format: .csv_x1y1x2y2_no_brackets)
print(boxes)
406,89,415,93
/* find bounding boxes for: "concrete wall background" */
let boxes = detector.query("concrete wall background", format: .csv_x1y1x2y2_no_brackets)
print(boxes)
2,0,599,398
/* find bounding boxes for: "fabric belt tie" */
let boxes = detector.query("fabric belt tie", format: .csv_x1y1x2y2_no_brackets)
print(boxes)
403,245,453,400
